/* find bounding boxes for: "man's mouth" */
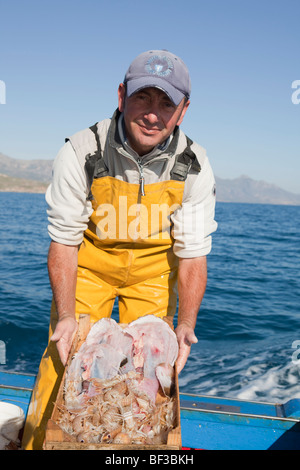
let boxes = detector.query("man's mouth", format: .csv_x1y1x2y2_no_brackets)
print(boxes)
139,125,162,135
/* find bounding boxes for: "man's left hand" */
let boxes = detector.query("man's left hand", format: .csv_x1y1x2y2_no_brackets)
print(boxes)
175,323,198,373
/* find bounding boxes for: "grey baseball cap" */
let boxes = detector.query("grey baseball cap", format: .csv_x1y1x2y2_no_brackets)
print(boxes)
124,50,191,106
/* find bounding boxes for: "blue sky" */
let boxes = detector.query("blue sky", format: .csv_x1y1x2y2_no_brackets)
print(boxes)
1,0,299,193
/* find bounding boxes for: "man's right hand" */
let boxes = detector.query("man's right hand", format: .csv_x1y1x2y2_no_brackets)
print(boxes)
50,315,78,366
48,241,79,365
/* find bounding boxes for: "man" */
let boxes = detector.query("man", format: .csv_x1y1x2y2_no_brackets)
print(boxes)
22,50,217,449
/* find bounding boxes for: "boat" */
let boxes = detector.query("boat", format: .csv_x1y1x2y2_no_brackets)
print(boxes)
1,370,300,450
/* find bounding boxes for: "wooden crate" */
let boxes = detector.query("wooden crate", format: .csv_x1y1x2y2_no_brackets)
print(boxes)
44,314,182,450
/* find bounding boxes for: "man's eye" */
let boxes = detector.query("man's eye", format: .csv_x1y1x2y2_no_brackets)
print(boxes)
163,101,175,109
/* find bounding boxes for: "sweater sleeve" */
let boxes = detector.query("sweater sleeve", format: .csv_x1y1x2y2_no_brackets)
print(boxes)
45,141,93,245
171,155,218,258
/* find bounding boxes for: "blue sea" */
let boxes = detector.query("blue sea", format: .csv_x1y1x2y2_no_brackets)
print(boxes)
0,192,300,404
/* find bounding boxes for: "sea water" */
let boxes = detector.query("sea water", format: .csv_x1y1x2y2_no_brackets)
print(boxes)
0,192,299,403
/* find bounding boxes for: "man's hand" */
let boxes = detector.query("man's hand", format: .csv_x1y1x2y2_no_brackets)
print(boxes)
175,323,198,373
48,241,79,365
50,314,78,366
176,256,207,373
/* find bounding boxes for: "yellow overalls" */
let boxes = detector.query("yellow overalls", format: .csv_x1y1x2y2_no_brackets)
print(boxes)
22,171,185,449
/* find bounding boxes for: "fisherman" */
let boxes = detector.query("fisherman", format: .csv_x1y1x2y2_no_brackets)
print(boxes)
22,49,217,449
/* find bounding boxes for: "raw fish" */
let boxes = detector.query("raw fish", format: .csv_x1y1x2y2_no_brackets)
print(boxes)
60,315,179,444
64,315,178,407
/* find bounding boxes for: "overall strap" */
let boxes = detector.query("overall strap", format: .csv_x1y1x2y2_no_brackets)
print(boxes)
170,136,201,181
84,123,201,199
85,123,109,200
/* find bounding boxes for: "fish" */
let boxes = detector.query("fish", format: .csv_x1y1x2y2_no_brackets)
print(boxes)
64,315,178,406
60,315,178,444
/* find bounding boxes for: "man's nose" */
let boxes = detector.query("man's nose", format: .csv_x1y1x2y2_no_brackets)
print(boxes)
144,102,160,123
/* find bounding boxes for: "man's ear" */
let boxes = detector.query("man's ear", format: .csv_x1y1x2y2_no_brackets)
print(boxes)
176,99,190,127
118,83,126,112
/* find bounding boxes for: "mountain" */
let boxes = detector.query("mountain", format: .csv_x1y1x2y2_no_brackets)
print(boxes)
0,173,48,193
0,152,299,205
0,152,53,183
215,175,300,205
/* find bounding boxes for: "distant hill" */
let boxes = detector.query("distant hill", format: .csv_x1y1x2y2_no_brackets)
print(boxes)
0,152,53,183
0,152,299,205
215,175,300,206
0,173,48,193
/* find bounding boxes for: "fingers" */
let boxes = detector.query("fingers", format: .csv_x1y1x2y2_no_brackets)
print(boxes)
56,338,71,366
175,324,198,374
50,329,61,342
176,345,190,374
50,316,78,366
184,331,198,346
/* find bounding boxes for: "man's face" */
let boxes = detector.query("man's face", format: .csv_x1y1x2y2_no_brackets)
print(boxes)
118,84,190,156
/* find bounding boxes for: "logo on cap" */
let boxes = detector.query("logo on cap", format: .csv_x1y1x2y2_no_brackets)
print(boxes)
145,55,174,77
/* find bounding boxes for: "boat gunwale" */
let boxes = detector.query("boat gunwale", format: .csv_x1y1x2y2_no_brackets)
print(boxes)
180,392,300,423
